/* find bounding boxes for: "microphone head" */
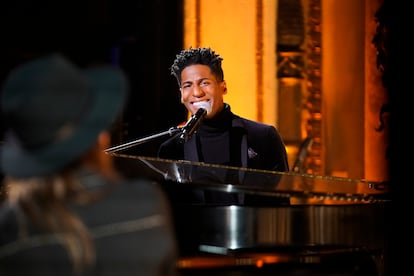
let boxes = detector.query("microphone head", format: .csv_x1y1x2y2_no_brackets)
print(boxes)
193,101,212,114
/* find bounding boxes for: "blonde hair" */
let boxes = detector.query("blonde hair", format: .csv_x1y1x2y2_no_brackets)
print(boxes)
4,171,97,274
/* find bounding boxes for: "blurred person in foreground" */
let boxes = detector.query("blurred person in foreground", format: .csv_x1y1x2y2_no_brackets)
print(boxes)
0,53,178,275
158,47,289,206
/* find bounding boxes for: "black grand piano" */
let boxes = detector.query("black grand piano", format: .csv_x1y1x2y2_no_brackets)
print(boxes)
112,153,390,276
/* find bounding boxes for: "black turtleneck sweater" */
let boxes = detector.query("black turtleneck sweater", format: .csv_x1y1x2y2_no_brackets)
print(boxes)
196,104,238,166
158,104,243,167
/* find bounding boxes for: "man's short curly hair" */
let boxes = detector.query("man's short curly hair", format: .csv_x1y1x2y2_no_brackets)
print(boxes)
170,47,224,86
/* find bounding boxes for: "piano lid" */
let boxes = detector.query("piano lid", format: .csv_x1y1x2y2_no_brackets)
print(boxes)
110,153,390,204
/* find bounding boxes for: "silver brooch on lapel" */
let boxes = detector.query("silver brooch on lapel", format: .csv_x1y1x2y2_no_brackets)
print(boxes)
248,147,258,159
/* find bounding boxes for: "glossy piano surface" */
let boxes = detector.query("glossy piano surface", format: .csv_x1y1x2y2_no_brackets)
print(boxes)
111,153,391,275
111,153,389,204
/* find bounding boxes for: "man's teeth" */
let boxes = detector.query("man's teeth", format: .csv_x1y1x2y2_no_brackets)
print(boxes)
193,101,211,113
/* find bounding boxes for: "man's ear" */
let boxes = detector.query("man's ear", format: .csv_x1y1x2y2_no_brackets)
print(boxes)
221,81,227,95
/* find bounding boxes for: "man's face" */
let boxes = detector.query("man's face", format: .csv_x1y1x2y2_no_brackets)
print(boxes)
179,64,227,119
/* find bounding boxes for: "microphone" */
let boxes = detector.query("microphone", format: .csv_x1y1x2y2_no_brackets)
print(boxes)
179,102,211,142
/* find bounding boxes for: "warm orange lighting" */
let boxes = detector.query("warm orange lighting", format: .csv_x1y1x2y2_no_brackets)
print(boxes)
280,77,302,86
255,259,263,268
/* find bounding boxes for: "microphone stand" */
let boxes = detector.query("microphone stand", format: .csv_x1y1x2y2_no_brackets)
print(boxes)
104,126,182,154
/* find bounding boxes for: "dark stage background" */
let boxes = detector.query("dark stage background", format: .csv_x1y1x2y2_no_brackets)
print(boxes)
0,0,187,156
0,1,404,274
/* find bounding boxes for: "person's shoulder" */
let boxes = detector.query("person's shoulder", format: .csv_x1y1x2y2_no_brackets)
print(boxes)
158,135,184,160
234,116,276,131
77,176,171,228
0,202,19,245
114,177,165,198
78,170,166,208
159,135,183,148
232,116,285,144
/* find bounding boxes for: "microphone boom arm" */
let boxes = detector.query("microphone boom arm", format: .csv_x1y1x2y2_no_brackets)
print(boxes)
104,126,182,154
105,104,209,153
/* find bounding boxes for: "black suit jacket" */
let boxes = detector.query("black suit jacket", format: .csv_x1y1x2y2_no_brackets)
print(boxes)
158,106,289,206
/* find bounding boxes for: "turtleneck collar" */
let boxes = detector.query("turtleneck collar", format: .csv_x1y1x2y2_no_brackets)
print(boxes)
199,103,232,133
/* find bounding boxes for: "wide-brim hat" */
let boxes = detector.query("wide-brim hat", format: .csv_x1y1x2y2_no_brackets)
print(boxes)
0,53,128,178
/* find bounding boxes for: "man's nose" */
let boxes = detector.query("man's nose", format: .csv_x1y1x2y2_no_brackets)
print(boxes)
192,85,205,96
